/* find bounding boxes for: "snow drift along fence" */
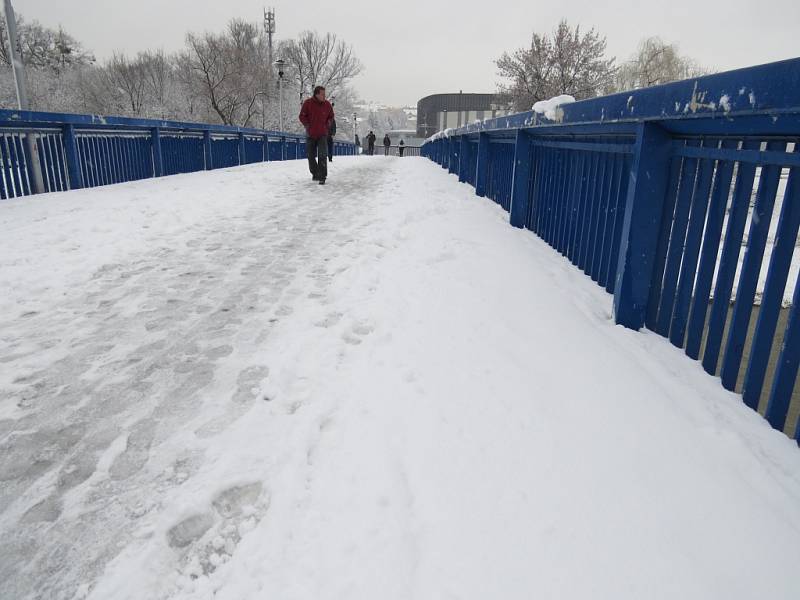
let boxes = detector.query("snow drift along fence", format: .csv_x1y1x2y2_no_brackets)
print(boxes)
422,58,800,442
0,110,357,198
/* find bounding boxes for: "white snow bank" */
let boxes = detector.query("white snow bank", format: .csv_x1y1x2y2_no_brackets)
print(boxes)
1,157,799,600
532,94,576,120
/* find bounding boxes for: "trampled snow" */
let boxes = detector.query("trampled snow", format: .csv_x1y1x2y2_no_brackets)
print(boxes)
1,157,799,599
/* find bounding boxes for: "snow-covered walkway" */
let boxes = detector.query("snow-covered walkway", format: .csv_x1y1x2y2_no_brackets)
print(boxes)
2,157,800,600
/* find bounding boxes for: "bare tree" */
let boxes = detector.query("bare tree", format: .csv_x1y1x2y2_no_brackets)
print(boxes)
102,53,148,115
0,14,93,72
139,50,174,118
180,20,269,126
280,31,362,101
496,20,615,111
614,37,708,92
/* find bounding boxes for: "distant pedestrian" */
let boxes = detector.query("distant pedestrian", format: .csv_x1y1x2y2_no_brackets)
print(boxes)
398,139,405,157
327,102,336,162
355,133,361,154
366,131,376,155
299,85,334,185
383,134,391,156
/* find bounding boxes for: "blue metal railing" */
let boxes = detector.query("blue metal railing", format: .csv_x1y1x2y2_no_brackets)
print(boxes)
422,57,800,442
0,109,357,199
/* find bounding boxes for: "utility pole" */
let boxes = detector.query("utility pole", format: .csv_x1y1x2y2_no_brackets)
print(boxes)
2,0,45,194
262,7,276,129
264,8,275,63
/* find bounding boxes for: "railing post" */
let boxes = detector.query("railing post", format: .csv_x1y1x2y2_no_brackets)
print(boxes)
509,130,533,229
263,134,269,161
61,124,83,190
475,132,490,197
203,130,213,170
613,121,672,330
151,127,163,177
280,136,286,161
238,132,246,165
448,137,458,174
458,135,469,183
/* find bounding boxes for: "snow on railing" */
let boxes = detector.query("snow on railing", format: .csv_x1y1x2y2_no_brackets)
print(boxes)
0,109,358,198
422,57,800,442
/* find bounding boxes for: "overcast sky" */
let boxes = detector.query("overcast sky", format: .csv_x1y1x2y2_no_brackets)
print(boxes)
17,0,800,106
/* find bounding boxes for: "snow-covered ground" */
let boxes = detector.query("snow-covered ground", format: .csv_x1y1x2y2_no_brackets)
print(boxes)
1,157,800,600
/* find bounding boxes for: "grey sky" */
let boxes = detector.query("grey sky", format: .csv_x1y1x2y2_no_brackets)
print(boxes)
18,0,800,106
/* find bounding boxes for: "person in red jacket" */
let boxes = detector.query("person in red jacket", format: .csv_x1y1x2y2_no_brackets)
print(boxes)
299,85,335,185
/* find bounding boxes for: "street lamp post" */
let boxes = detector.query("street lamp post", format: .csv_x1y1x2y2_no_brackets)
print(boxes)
352,112,357,143
2,0,44,194
274,58,285,131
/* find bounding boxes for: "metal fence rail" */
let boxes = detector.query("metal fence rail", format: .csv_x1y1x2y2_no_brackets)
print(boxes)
362,145,421,157
0,109,358,199
422,57,800,442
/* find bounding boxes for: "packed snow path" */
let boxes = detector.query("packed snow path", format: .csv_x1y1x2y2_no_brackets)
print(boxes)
2,157,800,600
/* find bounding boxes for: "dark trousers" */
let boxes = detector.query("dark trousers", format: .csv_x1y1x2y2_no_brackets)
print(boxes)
368,144,374,155
306,136,328,180
327,136,334,161
384,145,390,156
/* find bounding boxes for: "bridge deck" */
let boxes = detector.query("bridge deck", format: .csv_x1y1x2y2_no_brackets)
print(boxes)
1,157,799,599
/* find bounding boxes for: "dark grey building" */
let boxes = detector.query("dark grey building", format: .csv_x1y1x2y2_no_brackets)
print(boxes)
416,93,512,138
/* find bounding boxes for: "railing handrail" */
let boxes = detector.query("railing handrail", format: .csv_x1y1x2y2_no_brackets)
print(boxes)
425,56,800,140
0,108,359,143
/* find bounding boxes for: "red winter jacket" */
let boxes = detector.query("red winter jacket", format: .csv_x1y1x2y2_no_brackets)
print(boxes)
299,97,334,139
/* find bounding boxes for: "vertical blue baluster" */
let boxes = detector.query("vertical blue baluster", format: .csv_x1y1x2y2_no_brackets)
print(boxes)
35,136,51,192
602,155,626,292
0,136,13,197
556,151,574,254
151,127,163,177
670,139,721,347
547,149,563,246
578,152,600,272
475,132,490,197
720,141,787,393
13,134,31,195
238,132,246,165
585,152,607,274
605,154,631,293
743,145,800,412
544,149,558,244
655,140,703,335
458,135,469,183
589,153,612,281
685,141,739,358
203,130,213,170
568,152,587,260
